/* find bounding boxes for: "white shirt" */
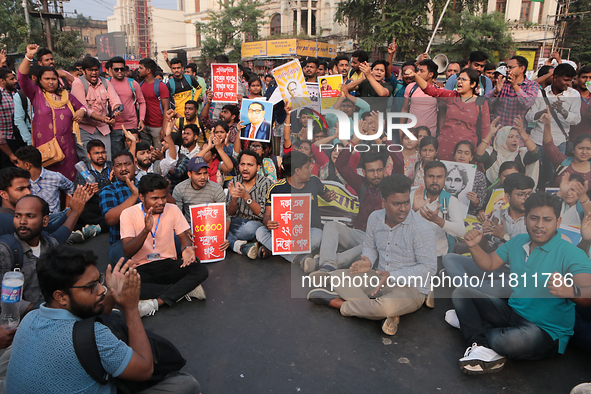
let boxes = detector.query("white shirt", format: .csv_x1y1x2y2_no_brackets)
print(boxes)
179,145,200,159
526,86,581,146
410,190,466,256
560,202,582,227
30,244,41,258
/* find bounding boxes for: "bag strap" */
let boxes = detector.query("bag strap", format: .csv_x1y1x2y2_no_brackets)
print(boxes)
0,234,23,270
475,96,485,144
72,316,112,385
541,89,569,140
408,83,419,98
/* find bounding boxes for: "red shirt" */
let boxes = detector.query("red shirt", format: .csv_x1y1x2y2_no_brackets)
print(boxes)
140,80,169,127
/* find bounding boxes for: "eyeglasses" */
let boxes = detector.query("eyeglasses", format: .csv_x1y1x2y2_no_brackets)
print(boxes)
514,192,532,200
250,144,263,149
70,273,105,294
457,77,470,82
113,67,125,72
91,151,107,156
248,109,263,114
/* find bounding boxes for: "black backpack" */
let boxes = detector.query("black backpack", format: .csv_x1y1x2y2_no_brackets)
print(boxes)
73,313,186,393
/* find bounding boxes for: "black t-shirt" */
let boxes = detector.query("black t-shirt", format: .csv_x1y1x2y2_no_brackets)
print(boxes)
358,79,393,114
266,176,328,228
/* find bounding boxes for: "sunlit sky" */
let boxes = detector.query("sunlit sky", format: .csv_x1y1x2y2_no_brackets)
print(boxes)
62,0,177,21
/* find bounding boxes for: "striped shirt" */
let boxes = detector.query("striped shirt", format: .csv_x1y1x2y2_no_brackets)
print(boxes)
363,209,437,295
226,174,272,221
0,87,14,141
30,168,75,214
172,178,229,224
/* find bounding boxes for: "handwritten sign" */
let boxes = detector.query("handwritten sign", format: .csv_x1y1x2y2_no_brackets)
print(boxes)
271,194,311,255
190,203,226,263
211,63,238,103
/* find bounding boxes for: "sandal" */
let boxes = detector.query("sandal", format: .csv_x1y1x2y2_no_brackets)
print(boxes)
258,245,271,259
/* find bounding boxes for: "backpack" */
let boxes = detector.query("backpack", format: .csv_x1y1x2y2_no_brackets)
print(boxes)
140,79,165,114
73,313,186,393
167,74,197,98
16,90,30,124
0,232,58,270
79,75,117,115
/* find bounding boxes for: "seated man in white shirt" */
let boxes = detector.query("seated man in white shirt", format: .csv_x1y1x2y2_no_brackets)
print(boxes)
307,174,437,336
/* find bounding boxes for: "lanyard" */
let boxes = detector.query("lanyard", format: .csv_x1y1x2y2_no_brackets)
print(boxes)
141,204,161,250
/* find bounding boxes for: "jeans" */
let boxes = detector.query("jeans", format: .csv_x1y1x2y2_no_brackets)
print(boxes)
110,129,126,157
47,209,69,232
452,287,559,359
227,217,264,250
255,226,323,263
442,253,513,298
318,221,364,271
537,141,566,188
572,305,591,352
136,258,209,306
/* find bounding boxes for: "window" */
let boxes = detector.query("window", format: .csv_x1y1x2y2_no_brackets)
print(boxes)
196,32,201,48
270,13,281,35
496,0,506,14
520,0,531,22
83,36,89,44
245,32,255,42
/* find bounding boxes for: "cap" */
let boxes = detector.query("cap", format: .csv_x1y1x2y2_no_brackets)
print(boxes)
494,66,507,77
187,156,209,172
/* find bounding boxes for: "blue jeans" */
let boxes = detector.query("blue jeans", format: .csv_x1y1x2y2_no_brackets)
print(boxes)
227,217,264,249
452,287,558,359
46,209,69,233
256,226,323,263
442,253,512,298
537,142,566,187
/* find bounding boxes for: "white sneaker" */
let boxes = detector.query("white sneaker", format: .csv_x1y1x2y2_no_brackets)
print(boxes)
458,343,506,375
179,284,206,302
445,309,461,329
138,299,158,317
571,383,591,394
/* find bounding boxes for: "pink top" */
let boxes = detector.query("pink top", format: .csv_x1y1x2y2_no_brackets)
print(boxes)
71,77,122,136
120,203,190,267
405,82,438,135
110,78,147,129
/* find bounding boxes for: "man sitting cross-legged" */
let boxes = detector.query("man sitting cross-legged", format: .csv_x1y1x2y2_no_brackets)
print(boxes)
226,150,272,259
452,192,591,375
307,175,437,336
120,173,211,317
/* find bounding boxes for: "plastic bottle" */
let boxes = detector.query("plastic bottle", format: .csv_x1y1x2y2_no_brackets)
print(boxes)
0,271,24,329
75,161,96,184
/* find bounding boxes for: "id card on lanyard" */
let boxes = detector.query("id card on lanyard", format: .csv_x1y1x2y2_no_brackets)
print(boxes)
141,204,162,261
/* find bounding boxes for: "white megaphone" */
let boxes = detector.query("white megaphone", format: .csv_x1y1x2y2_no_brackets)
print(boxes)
433,54,449,74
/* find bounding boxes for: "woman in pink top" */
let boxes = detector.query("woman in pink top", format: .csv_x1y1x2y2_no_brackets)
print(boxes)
18,44,86,180
405,67,491,161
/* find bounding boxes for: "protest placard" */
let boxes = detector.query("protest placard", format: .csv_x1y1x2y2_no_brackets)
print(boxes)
272,59,311,108
318,75,342,109
271,194,311,255
211,63,238,103
441,160,477,219
190,203,226,263
239,99,274,143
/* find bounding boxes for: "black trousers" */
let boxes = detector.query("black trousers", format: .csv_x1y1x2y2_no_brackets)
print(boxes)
136,258,209,306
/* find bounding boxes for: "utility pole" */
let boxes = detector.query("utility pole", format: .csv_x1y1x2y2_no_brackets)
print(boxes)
22,0,31,36
41,0,53,50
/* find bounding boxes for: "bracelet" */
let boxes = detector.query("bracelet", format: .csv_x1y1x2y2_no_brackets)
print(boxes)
284,123,291,127
481,140,490,145
24,55,34,62
582,199,591,205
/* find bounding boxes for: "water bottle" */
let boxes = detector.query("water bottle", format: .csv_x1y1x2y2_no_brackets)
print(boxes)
75,161,96,184
0,271,24,329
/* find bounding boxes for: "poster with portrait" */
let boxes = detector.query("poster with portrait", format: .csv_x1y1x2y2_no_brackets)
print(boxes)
485,189,509,216
211,64,238,103
306,83,321,113
271,59,311,109
318,75,342,109
271,194,311,255
239,99,274,143
441,161,477,219
189,203,226,263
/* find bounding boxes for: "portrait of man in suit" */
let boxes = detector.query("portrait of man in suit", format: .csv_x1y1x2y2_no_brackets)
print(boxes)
242,101,272,142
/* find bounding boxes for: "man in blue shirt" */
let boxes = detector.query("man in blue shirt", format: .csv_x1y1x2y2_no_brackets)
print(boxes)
453,192,591,375
445,51,493,95
307,175,437,336
6,245,199,393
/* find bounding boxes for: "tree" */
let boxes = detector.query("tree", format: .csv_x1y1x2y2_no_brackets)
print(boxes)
335,0,486,60
562,1,591,65
437,11,514,62
52,30,86,68
195,0,266,63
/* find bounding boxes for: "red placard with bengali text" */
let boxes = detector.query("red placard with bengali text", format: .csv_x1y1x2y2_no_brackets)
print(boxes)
271,194,311,255
211,63,239,103
190,203,226,263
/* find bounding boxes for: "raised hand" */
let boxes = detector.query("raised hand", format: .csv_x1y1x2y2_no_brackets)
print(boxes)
110,268,141,311
466,191,479,206
413,185,427,210
105,259,131,298
494,74,505,94
25,44,39,59
123,126,136,143
581,213,591,242
464,229,483,248
144,207,154,232
359,62,371,77
488,117,502,139
125,176,138,196
387,38,397,55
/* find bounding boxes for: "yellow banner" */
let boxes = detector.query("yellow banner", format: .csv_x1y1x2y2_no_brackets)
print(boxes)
267,39,297,57
515,50,536,71
241,41,267,58
296,40,318,57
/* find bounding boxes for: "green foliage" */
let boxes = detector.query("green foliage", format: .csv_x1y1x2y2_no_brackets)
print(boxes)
335,0,486,60
65,14,91,28
563,1,591,65
51,30,86,68
437,11,514,62
195,0,266,63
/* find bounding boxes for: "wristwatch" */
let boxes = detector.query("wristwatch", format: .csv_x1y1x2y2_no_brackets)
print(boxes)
503,233,511,242
246,198,253,205
573,283,581,298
